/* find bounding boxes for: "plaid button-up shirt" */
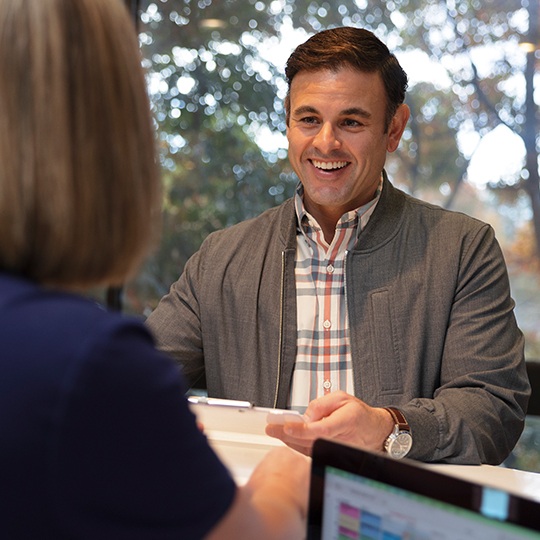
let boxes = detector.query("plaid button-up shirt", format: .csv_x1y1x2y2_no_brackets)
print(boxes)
289,180,382,412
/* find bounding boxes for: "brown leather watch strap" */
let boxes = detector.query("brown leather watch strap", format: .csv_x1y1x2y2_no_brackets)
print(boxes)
384,407,410,431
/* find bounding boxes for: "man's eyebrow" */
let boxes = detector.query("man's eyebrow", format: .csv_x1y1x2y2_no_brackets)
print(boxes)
291,105,319,116
341,107,371,118
291,105,372,118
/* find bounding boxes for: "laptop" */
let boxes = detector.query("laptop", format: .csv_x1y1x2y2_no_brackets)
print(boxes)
308,439,540,539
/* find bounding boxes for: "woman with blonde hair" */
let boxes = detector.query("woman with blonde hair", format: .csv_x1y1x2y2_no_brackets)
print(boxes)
0,0,308,537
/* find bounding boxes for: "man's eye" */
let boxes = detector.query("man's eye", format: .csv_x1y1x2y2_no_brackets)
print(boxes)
299,116,318,124
343,118,361,127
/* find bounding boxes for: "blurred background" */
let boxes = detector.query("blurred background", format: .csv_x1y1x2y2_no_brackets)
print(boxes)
116,0,540,471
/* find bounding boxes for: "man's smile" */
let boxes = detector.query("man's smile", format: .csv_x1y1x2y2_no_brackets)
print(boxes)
310,159,350,171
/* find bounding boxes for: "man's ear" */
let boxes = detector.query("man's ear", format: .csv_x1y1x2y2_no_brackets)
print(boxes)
386,104,410,153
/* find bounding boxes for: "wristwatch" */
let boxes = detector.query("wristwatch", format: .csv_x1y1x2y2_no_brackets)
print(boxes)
383,407,412,459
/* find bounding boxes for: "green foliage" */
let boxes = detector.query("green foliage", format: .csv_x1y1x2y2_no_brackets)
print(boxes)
128,0,540,474
132,0,538,309
505,416,540,473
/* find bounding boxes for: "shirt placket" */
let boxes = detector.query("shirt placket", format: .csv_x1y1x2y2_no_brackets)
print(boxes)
321,226,348,396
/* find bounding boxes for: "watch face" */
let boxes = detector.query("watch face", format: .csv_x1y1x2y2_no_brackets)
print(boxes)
389,432,412,459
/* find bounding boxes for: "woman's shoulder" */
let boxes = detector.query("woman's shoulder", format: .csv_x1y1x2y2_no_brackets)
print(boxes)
0,273,160,375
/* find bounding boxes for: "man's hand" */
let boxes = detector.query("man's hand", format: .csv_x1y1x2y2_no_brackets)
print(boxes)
265,391,395,456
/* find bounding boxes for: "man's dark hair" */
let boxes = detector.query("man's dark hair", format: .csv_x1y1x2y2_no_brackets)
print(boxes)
285,27,408,131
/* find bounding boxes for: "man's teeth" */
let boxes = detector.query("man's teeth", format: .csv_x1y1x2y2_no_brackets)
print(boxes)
312,160,348,170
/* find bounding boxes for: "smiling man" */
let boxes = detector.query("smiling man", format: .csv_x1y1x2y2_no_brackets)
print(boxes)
286,66,409,243
146,27,529,465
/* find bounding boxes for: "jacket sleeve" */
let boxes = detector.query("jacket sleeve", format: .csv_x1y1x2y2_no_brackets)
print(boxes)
402,224,529,464
145,243,207,389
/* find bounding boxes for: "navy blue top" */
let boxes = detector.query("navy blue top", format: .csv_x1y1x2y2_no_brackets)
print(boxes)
0,273,236,539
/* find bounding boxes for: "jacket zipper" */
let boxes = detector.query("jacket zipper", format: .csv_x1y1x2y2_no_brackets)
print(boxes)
344,250,349,316
273,250,286,408
344,250,354,392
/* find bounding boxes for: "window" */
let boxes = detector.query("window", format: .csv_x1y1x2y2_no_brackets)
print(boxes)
129,0,540,471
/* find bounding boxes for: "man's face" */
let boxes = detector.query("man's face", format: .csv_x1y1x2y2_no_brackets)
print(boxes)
286,67,408,223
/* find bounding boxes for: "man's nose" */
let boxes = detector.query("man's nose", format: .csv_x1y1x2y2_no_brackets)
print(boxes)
312,122,341,153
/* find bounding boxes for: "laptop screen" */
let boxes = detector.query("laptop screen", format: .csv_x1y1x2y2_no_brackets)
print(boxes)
308,439,540,540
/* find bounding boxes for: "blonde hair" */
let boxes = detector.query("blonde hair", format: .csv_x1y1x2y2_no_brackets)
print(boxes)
0,0,161,287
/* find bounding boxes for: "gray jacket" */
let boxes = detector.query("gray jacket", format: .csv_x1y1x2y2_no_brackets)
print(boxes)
146,177,529,464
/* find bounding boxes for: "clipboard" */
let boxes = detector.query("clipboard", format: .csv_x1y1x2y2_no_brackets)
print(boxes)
187,396,305,485
187,396,305,437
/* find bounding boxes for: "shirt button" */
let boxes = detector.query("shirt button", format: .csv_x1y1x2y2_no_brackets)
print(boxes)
323,320,331,329
327,264,335,273
323,380,332,390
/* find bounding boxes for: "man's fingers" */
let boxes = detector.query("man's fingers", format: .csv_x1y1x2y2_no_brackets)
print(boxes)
305,390,351,421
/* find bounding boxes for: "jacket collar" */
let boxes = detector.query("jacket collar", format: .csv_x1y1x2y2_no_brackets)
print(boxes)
278,170,407,252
